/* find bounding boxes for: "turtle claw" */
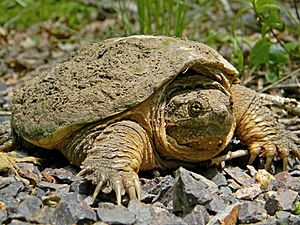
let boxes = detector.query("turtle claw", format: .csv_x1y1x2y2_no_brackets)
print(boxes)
93,180,105,200
282,157,288,171
248,153,258,165
134,179,141,200
77,167,90,176
78,162,141,205
114,181,122,205
128,186,137,200
264,156,274,170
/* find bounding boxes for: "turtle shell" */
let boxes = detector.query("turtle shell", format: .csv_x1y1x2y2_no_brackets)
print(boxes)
12,35,238,148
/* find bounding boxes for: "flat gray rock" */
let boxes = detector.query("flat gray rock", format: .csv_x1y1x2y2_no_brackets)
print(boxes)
173,167,218,215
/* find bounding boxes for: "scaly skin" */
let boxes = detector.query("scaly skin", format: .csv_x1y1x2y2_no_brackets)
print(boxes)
77,120,156,205
232,84,299,170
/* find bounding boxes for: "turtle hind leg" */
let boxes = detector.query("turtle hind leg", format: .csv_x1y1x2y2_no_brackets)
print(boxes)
77,120,156,205
232,84,299,170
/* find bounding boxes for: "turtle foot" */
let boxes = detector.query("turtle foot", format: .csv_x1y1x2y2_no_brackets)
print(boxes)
77,166,141,205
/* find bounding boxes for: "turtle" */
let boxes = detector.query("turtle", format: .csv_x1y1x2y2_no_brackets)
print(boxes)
7,35,299,205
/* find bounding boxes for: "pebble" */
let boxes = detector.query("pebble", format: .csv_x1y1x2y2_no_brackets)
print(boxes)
128,200,153,225
183,205,209,225
238,200,268,223
0,177,24,198
275,189,298,211
207,203,241,225
211,172,228,187
205,194,226,213
173,167,218,215
224,166,255,186
52,193,96,225
141,175,174,205
97,202,135,225
0,161,299,225
13,196,42,221
234,183,262,200
275,171,300,192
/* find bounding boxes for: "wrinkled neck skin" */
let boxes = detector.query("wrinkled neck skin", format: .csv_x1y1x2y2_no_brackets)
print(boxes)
152,73,236,169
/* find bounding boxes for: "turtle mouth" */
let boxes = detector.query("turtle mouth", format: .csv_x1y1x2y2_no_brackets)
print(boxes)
167,133,225,151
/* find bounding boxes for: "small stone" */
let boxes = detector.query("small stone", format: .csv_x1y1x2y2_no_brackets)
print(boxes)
255,169,276,190
128,200,153,225
70,178,93,195
276,210,291,219
97,202,135,225
275,171,300,192
32,206,55,224
0,177,24,198
289,215,300,225
173,167,218,215
38,181,69,197
59,192,85,202
227,179,240,190
15,196,42,220
251,217,277,225
52,193,96,225
17,191,30,201
151,207,187,225
234,183,262,200
219,186,232,198
207,203,241,225
247,165,257,177
32,187,46,198
265,191,279,216
238,201,267,223
183,205,209,225
38,181,69,191
211,172,228,187
275,189,298,211
224,166,255,186
0,196,20,213
51,167,76,183
141,175,174,206
205,194,226,213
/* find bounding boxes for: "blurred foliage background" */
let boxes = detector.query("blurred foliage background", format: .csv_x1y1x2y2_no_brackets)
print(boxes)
0,0,299,88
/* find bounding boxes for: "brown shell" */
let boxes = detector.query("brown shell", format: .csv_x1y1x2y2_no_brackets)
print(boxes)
12,35,238,146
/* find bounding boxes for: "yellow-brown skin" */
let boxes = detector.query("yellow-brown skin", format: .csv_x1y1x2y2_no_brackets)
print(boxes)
74,75,298,205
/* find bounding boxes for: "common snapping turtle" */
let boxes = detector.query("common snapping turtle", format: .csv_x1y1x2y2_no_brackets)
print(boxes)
8,35,299,204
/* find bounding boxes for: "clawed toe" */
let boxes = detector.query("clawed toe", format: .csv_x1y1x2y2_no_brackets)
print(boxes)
78,166,141,205
248,141,292,171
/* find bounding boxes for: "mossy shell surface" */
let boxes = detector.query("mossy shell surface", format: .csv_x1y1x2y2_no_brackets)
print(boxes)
12,35,238,147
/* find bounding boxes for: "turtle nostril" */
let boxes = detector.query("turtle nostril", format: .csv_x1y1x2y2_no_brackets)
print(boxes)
215,105,229,118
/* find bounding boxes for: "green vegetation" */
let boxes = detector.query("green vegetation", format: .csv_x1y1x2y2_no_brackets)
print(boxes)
1,0,299,84
118,0,300,83
295,201,300,215
0,0,97,29
247,0,300,82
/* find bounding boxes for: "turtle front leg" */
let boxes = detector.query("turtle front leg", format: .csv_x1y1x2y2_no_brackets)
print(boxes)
78,120,156,205
232,84,299,170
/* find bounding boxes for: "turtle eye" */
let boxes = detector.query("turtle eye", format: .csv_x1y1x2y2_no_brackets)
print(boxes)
188,101,202,117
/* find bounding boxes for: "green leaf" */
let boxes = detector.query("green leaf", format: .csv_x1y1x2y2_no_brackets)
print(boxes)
250,39,271,67
269,44,289,65
285,41,300,55
266,62,279,83
295,202,300,215
254,0,280,13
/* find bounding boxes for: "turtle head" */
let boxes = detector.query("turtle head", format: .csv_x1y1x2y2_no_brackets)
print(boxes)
155,76,236,162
